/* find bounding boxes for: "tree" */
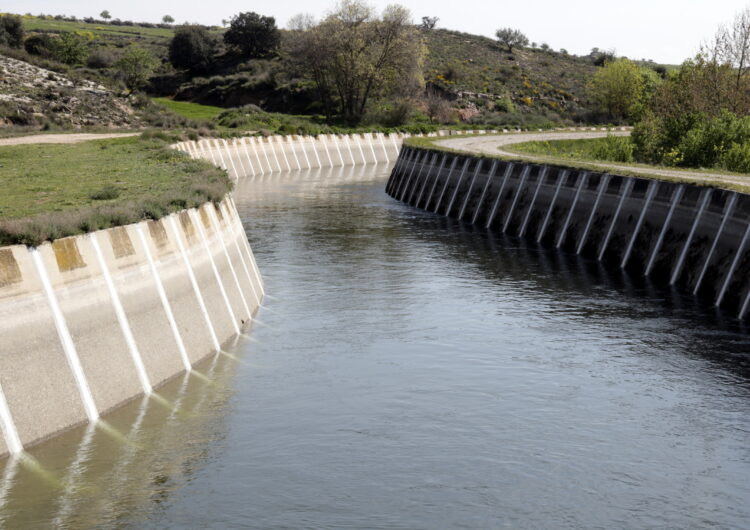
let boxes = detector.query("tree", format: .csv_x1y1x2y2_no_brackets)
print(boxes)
495,27,528,52
100,10,111,21
421,16,439,30
223,12,280,58
0,14,23,48
285,0,423,123
169,25,216,73
588,58,658,120
51,32,89,65
115,45,158,93
705,7,750,100
162,15,174,24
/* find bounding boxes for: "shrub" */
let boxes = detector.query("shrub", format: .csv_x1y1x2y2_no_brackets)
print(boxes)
720,142,750,173
89,185,120,200
0,15,24,48
590,135,634,162
24,34,54,56
51,32,89,65
169,25,216,73
114,45,158,93
86,49,115,68
633,110,750,170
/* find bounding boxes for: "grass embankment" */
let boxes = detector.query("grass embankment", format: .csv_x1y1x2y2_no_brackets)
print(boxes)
0,133,231,246
405,134,750,193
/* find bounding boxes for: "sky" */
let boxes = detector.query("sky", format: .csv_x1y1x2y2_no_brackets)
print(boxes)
6,0,749,64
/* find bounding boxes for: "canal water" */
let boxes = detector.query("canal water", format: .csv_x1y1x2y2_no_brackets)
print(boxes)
1,164,749,528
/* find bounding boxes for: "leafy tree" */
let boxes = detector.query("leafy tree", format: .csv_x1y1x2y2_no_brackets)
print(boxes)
588,58,658,121
421,16,439,30
51,32,89,65
223,11,280,58
495,27,528,52
285,0,423,123
100,10,111,21
115,45,158,93
162,15,175,24
0,14,24,48
169,25,216,72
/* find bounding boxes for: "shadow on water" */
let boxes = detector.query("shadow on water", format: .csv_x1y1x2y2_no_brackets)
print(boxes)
408,213,750,381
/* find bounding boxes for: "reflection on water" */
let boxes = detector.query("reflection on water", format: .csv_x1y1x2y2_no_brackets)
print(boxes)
2,163,750,528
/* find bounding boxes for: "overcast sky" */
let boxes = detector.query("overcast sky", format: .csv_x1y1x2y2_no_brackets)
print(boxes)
7,0,748,64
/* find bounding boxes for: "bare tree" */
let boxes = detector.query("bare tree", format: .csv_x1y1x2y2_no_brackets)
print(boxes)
720,7,750,92
285,0,423,123
701,7,750,110
495,27,529,53
421,16,439,30
424,88,452,123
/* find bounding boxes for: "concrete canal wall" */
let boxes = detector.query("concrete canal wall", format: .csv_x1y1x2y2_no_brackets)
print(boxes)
387,146,750,320
174,131,505,180
0,198,263,457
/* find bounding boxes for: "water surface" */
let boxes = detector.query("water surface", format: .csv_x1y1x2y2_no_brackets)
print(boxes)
2,164,749,528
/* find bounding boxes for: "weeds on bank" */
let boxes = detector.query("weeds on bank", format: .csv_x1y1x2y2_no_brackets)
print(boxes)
0,133,231,246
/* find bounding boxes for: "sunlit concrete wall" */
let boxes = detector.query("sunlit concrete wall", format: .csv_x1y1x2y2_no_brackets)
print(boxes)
387,146,750,321
0,198,263,457
173,131,501,181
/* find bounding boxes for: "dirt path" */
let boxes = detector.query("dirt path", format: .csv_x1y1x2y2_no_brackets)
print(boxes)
436,131,750,189
0,132,139,146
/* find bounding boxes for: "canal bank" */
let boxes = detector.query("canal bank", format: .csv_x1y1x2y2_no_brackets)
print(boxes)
0,198,263,456
387,143,750,320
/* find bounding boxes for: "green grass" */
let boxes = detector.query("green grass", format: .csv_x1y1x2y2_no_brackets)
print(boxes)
509,137,634,163
21,15,174,40
0,134,231,245
151,98,226,121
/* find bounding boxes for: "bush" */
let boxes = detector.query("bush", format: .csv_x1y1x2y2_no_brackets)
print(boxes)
24,34,54,56
89,185,120,200
51,32,89,65
115,45,158,93
169,25,216,73
633,110,750,170
590,135,634,162
86,49,115,68
0,15,24,48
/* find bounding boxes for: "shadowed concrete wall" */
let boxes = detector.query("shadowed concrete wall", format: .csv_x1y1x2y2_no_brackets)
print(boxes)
0,198,263,457
387,146,750,321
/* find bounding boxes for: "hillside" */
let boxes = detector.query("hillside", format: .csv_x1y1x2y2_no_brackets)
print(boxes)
0,13,654,130
0,55,140,128
422,29,598,120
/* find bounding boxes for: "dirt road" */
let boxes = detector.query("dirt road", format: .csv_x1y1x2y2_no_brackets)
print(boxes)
435,131,750,189
0,133,139,146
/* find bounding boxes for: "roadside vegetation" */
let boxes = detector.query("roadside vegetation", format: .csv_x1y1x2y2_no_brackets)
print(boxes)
494,8,750,175
0,133,231,245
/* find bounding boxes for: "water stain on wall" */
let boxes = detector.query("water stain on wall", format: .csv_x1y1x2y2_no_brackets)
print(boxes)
0,248,21,287
109,227,135,259
52,238,86,272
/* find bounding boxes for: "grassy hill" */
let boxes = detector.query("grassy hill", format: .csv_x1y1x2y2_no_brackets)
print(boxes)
2,13,664,131
423,29,598,120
